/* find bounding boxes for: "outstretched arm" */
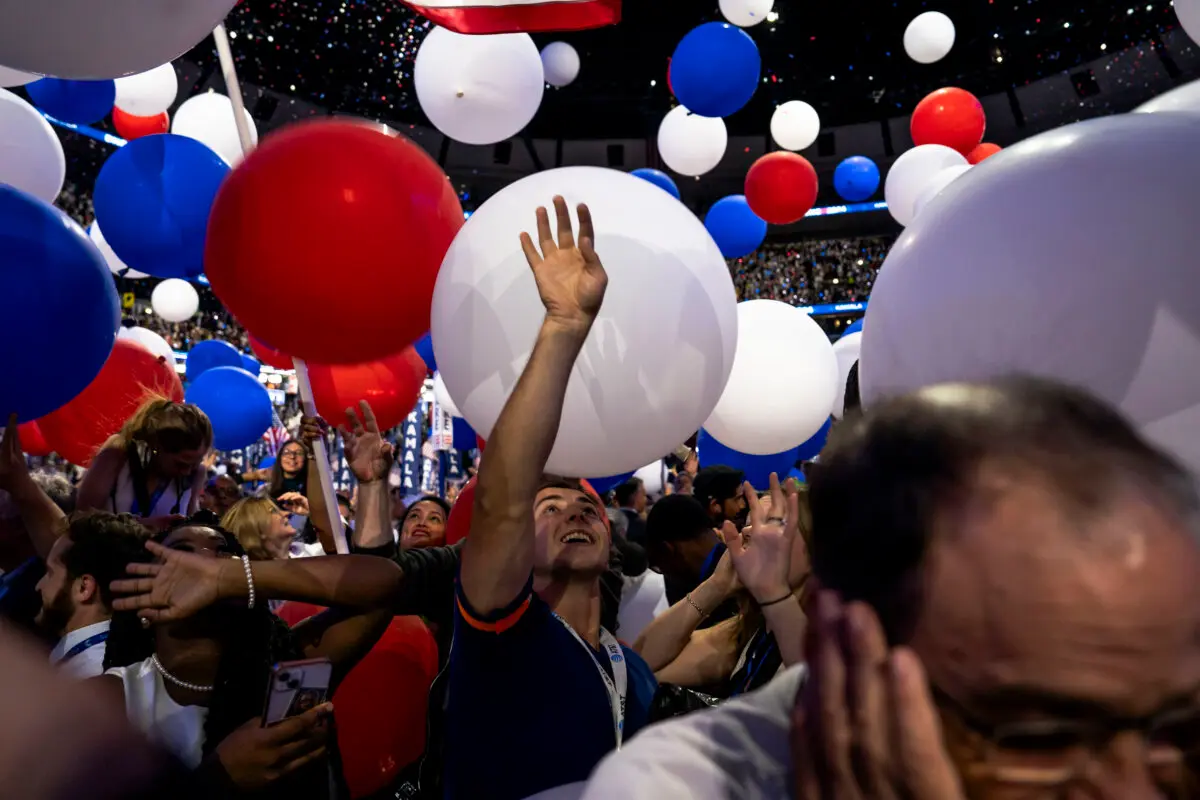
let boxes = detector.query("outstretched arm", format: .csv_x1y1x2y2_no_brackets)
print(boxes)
0,415,67,560
460,197,608,616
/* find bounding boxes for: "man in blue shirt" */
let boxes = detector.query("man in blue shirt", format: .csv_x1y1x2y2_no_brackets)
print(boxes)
445,197,658,800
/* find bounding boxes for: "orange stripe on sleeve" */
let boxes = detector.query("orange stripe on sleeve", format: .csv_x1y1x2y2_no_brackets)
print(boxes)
457,594,531,634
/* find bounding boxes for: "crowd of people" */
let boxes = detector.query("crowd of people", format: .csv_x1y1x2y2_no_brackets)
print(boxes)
731,237,893,306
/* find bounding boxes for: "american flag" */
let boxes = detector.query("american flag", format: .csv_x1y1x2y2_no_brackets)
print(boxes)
261,406,290,457
400,0,620,34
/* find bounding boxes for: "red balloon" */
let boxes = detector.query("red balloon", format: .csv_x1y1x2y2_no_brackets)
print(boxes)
307,347,426,432
39,340,184,466
444,477,475,546
967,142,1002,165
910,87,986,156
112,107,169,140
206,121,464,365
744,152,819,225
248,335,293,370
18,421,51,457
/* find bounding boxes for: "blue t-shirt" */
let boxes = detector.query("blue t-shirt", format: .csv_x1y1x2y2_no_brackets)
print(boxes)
444,578,658,800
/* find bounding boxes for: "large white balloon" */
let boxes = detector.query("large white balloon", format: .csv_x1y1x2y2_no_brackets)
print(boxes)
89,222,148,279
0,0,238,79
634,460,666,497
118,326,176,365
432,372,461,418
719,0,774,27
1135,78,1200,114
540,42,580,88
114,63,178,116
861,114,1200,474
431,167,738,477
904,12,956,64
1177,0,1200,46
884,144,968,227
770,100,820,151
831,331,862,419
172,92,257,166
657,105,727,177
704,300,839,455
0,65,37,87
911,164,972,218
151,278,199,323
414,27,544,146
0,89,65,204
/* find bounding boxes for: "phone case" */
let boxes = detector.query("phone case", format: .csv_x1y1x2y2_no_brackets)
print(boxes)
261,657,333,726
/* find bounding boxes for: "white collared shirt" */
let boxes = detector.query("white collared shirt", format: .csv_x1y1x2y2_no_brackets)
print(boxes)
49,619,111,679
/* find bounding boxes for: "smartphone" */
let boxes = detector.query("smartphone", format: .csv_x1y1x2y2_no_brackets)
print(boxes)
261,657,333,726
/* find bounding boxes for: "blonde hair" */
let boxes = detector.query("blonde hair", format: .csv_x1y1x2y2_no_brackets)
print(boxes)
221,496,282,561
116,398,213,454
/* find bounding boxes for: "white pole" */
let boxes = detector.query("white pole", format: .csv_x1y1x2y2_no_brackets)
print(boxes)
211,22,349,554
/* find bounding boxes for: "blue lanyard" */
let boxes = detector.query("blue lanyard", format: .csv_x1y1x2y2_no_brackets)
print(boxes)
733,629,777,697
131,481,170,517
62,630,108,662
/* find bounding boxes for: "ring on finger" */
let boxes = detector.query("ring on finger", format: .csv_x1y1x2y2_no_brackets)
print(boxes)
765,516,786,525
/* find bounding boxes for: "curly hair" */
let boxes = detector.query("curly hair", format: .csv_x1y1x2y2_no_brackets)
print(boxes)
102,511,302,757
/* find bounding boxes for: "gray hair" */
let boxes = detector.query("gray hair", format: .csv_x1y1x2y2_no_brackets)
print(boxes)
0,472,76,521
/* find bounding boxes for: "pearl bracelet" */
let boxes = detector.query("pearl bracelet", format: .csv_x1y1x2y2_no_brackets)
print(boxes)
240,554,256,609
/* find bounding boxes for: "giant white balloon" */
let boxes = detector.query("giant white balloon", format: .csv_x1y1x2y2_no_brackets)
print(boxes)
114,63,178,116
541,42,580,88
831,330,862,419
634,460,666,497
0,65,37,87
172,92,257,166
431,166,738,477
414,27,543,145
657,105,727,177
432,372,461,418
861,114,1200,474
1177,0,1200,46
0,89,65,204
885,144,968,227
151,278,199,323
119,326,176,365
0,0,238,79
719,0,774,27
704,300,839,455
904,12,956,64
770,100,820,151
89,222,148,279
911,164,971,218
1135,77,1200,114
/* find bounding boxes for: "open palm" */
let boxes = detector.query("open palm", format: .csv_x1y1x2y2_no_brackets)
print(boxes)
339,401,394,483
110,540,224,623
519,196,608,325
720,474,799,603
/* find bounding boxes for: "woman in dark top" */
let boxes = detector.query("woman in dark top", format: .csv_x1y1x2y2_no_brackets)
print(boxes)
267,439,309,500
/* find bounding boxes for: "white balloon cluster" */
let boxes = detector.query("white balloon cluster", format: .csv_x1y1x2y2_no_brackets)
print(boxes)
541,42,580,88
657,105,727,177
114,63,178,116
151,278,200,323
172,91,258,166
903,12,956,64
0,88,65,204
770,100,820,151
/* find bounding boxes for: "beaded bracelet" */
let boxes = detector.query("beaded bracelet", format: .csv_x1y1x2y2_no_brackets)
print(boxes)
240,554,256,609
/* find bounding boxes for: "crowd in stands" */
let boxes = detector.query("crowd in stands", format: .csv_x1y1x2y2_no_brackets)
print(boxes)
731,237,892,306
136,312,253,354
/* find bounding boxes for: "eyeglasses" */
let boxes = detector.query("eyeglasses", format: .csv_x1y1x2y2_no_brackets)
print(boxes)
280,449,306,459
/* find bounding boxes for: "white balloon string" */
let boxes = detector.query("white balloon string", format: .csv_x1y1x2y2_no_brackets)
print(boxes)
211,22,348,554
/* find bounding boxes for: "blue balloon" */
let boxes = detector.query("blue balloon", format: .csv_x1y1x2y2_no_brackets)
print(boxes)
258,455,276,471
833,156,881,202
670,23,760,118
705,195,767,259
698,430,800,491
241,354,261,375
92,134,229,279
414,332,436,373
185,367,274,451
0,185,120,421
186,340,244,384
787,467,807,484
587,472,636,495
452,416,477,451
795,417,832,462
630,169,680,200
842,319,864,336
26,78,115,125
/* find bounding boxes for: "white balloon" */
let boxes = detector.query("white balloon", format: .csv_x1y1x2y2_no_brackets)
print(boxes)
657,105,727,177
1177,0,1200,46
118,326,176,365
704,300,838,455
911,164,972,218
831,331,862,419
719,0,773,27
884,144,968,227
540,42,580,88
0,89,64,204
0,65,37,87
114,62,178,116
904,12,956,64
432,372,461,418
414,27,544,146
172,92,257,166
0,0,237,79
861,114,1200,474
151,278,199,323
1134,77,1200,114
89,222,148,278
634,460,665,497
770,100,820,151
432,166,738,477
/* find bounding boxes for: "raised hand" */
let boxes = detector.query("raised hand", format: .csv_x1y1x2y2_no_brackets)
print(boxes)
719,474,798,604
792,593,965,800
0,414,28,492
519,196,608,331
109,540,226,623
338,401,393,483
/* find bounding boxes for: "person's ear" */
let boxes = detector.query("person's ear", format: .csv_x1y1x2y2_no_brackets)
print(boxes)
708,498,722,518
74,574,99,606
